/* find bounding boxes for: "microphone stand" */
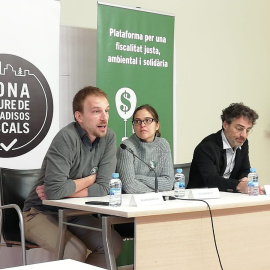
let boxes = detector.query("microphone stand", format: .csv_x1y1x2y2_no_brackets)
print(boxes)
120,144,158,193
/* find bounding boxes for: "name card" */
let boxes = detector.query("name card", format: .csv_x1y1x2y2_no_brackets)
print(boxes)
129,192,164,207
264,185,270,195
188,188,220,200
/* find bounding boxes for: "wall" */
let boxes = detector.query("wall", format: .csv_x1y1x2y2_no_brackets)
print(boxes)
59,25,96,128
60,0,270,186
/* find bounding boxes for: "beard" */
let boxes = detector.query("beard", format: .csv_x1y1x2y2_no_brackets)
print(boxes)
232,137,245,148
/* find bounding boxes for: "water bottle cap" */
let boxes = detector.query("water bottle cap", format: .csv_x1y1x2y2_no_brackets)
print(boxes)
176,168,182,173
250,168,256,172
112,173,119,178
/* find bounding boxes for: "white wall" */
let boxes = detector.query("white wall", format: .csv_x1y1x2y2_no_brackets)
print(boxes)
59,26,96,128
60,0,270,186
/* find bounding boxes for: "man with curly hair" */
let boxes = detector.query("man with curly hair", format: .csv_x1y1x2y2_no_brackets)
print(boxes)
188,102,263,194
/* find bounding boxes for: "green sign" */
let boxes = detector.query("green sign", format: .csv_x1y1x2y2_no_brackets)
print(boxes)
97,3,175,151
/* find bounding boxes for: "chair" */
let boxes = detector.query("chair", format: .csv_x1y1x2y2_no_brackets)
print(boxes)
174,163,191,186
0,168,40,265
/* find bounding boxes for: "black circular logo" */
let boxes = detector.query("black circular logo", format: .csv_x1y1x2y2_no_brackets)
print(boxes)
0,54,53,158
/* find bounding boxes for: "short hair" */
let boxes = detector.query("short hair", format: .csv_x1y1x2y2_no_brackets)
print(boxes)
221,102,259,126
73,86,108,117
132,104,161,137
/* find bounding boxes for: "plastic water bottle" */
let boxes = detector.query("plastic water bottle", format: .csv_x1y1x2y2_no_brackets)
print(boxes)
109,173,122,206
248,168,259,196
174,168,185,198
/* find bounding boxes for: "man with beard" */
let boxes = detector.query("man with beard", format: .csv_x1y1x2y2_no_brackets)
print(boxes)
188,102,264,194
23,86,122,268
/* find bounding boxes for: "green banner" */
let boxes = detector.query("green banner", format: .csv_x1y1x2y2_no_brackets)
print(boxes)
97,3,174,151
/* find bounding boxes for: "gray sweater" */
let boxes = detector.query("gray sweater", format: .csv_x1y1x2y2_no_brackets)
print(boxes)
23,122,117,212
116,133,174,194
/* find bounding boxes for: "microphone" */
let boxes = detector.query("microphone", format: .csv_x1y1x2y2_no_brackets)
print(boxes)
120,143,158,193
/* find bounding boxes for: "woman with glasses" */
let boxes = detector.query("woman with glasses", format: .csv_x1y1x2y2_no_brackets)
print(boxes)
116,104,174,194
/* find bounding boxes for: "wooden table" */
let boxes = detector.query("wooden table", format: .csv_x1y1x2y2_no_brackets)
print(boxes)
43,191,270,270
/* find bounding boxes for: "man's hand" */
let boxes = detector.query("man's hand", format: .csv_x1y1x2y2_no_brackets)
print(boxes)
36,185,47,200
237,178,248,193
259,185,265,195
237,177,265,195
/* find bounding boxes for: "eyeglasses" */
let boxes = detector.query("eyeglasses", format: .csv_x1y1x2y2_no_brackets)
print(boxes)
234,126,253,134
132,118,155,126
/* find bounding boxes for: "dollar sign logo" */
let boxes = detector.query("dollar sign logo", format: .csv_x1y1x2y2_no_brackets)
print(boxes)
120,90,131,114
115,87,137,121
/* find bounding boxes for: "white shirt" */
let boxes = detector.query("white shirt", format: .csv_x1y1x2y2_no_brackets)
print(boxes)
221,130,241,179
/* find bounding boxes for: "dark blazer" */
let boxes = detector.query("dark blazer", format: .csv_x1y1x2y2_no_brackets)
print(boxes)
187,130,250,192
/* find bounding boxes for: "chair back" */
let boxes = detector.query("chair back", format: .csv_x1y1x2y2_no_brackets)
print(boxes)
0,168,40,243
174,163,191,186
